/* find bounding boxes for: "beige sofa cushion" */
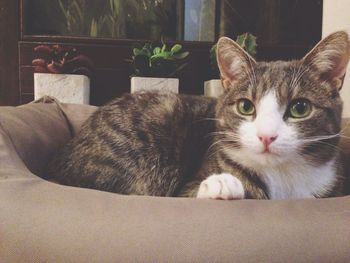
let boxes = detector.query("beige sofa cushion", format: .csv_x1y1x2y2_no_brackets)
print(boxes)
0,100,349,263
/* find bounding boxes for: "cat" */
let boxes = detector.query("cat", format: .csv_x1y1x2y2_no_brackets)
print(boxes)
47,31,350,200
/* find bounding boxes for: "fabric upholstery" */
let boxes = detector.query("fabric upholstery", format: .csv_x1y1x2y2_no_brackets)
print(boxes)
0,100,349,263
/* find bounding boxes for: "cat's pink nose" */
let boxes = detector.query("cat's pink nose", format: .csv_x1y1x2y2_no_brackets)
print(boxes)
258,134,278,148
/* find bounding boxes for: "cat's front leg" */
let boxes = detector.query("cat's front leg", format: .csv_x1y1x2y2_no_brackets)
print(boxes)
197,173,245,200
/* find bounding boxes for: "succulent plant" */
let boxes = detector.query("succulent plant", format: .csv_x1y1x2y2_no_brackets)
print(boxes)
210,32,257,78
128,41,189,78
32,45,94,78
236,33,257,56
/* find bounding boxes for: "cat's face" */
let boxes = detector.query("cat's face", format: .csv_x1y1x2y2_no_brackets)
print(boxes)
215,32,350,170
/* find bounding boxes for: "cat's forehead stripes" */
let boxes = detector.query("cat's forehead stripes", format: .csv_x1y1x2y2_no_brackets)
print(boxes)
253,60,339,109
235,61,298,107
226,61,298,106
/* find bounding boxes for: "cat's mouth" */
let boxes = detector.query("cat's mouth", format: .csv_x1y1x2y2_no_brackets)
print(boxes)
259,148,280,156
262,148,271,154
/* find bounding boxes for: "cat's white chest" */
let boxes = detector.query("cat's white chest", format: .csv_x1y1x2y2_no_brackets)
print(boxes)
259,159,337,199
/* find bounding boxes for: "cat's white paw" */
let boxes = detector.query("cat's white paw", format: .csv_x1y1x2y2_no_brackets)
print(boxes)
197,173,245,200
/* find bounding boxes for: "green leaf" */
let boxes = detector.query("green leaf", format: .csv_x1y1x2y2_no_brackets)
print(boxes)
236,33,257,56
72,1,83,23
170,44,182,54
139,49,150,57
245,34,257,56
161,43,167,52
112,0,121,16
90,19,97,37
109,0,114,12
171,51,189,60
58,0,68,19
130,40,189,77
142,43,153,57
151,51,171,60
236,34,246,49
153,47,161,55
133,48,142,56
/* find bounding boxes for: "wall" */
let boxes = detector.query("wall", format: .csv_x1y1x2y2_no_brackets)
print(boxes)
323,0,350,117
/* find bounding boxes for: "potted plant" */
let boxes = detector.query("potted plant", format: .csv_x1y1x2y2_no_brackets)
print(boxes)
128,41,189,93
32,45,94,104
205,33,257,97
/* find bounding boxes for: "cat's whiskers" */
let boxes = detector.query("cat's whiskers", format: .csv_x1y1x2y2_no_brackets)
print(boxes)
207,139,224,150
243,67,254,87
207,137,239,152
206,142,228,160
209,139,342,171
339,134,350,140
296,129,350,154
210,132,240,138
300,128,350,143
300,134,340,143
300,120,350,142
291,66,310,90
207,134,250,159
248,58,257,86
289,65,297,87
208,131,242,140
290,59,315,89
311,141,344,152
300,138,342,150
290,62,303,88
292,60,311,85
206,131,243,159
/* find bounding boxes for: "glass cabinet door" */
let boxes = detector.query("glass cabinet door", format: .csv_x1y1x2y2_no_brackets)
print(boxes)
23,0,216,42
23,0,322,46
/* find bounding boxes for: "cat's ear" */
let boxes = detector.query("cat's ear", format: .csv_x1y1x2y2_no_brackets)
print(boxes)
216,37,256,91
302,31,350,90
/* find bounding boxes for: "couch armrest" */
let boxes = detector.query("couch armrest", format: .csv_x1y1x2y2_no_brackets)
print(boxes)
0,101,96,178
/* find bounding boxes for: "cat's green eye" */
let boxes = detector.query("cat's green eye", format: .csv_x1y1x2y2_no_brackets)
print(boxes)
289,99,312,118
237,99,255,116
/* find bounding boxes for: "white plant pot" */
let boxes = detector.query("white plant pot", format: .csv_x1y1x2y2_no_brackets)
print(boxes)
34,73,90,104
204,79,224,97
131,77,179,94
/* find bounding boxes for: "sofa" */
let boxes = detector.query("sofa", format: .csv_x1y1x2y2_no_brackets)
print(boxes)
0,98,349,263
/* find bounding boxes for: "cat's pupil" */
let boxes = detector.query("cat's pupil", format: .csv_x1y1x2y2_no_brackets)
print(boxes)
294,101,307,114
243,101,251,111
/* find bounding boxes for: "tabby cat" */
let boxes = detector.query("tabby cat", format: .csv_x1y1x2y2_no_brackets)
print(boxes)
48,31,350,199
